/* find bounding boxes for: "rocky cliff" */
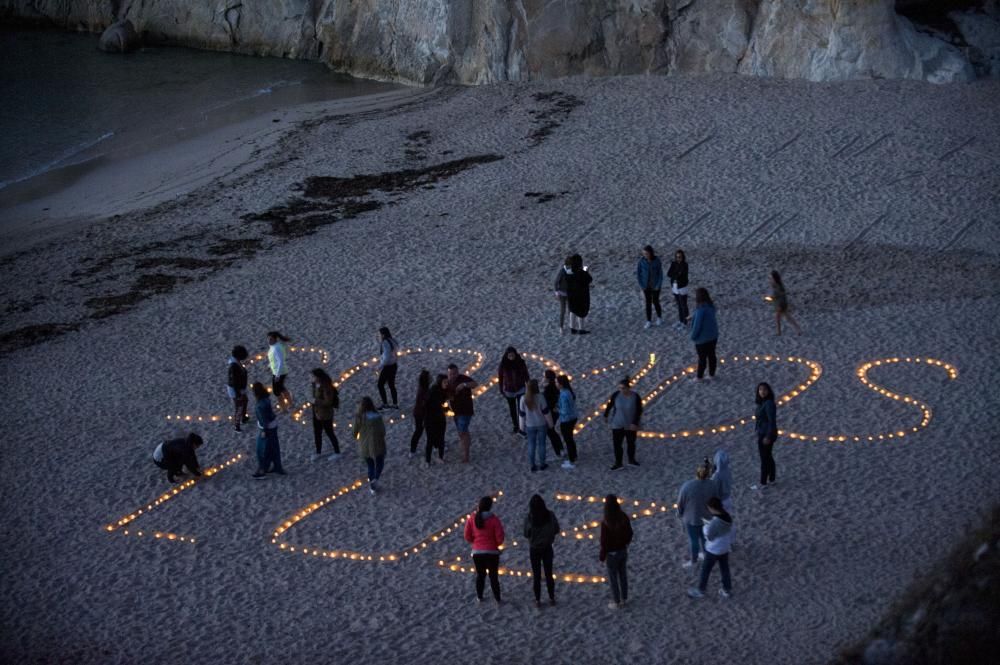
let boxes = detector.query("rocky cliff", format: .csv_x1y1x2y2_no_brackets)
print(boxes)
3,0,998,84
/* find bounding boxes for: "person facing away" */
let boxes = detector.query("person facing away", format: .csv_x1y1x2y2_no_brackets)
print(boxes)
688,496,734,599
604,376,643,470
689,287,719,380
226,345,250,432
599,494,633,610
152,433,203,483
711,449,734,513
566,253,593,335
554,256,573,334
353,396,387,495
251,382,284,479
556,374,579,468
636,244,664,329
266,331,293,410
666,249,690,330
498,346,529,434
446,363,478,463
750,382,778,491
519,379,554,472
310,368,340,460
677,462,717,568
377,326,399,409
523,494,561,607
770,270,802,336
409,369,431,459
541,369,565,458
464,496,505,603
422,373,449,466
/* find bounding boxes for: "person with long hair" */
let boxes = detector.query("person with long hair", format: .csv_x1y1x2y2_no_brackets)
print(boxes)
770,270,802,336
251,382,284,478
599,494,633,609
523,494,560,607
676,461,716,568
541,369,565,458
667,249,690,330
226,345,250,432
464,496,504,603
446,363,478,463
377,327,399,410
498,347,529,434
566,254,593,335
423,374,448,466
636,244,664,329
266,332,293,411
353,396,387,494
751,382,778,490
689,288,719,380
603,376,643,470
519,379,554,472
554,256,573,334
310,368,340,460
687,496,734,599
556,375,579,468
409,369,431,458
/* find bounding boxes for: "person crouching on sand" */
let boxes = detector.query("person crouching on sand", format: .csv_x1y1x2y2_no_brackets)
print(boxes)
353,396,387,495
688,496,734,599
599,494,633,610
266,331,293,411
251,382,284,479
226,345,250,432
524,494,560,608
152,433,203,483
464,496,505,604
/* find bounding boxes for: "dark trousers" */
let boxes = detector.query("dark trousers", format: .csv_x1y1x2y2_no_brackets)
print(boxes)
312,416,340,454
605,550,628,604
698,551,732,592
409,414,425,453
425,420,446,463
365,455,385,482
559,420,578,462
154,458,183,481
695,339,717,378
612,429,638,465
757,435,776,485
546,426,564,456
233,391,248,426
504,395,520,430
643,288,662,321
529,546,555,602
473,553,501,601
377,363,398,406
271,374,288,402
674,293,689,323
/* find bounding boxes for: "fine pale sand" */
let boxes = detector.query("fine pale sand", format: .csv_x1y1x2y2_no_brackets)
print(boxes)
1,73,999,664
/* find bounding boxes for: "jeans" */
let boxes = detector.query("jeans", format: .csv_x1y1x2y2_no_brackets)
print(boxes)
643,288,662,321
377,363,398,406
559,420,578,462
232,391,248,426
698,551,732,592
674,293,689,324
365,455,385,482
757,435,776,485
527,426,547,468
695,339,717,378
425,420,446,463
546,426,564,456
256,428,283,473
605,550,628,604
312,416,339,454
612,429,638,465
686,522,706,563
409,414,425,453
454,415,473,433
473,553,501,601
530,546,555,602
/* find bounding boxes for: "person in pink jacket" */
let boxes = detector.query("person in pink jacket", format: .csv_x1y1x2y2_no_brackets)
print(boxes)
464,496,505,603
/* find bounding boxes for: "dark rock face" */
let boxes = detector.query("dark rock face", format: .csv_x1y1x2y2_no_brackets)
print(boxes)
97,19,140,53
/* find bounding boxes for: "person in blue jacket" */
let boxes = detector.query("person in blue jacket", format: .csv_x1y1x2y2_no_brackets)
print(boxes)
556,374,578,468
636,245,663,329
750,382,778,490
689,287,719,380
251,382,285,478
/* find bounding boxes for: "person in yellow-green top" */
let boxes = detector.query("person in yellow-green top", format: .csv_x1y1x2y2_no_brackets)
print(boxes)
267,331,292,411
353,396,387,495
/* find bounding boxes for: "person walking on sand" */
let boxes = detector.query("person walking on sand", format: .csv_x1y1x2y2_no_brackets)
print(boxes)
519,379,554,472
353,396,387,495
524,494,561,607
251,382,285,479
446,363,478,463
423,374,449,466
667,249,690,331
687,497,734,599
566,254,593,335
266,331,293,411
770,270,802,336
310,368,340,460
464,496,505,604
750,382,778,490
152,433,203,483
409,369,431,459
542,369,565,458
599,494,633,610
603,376,643,470
226,345,250,432
689,288,719,381
637,245,664,329
557,374,579,469
377,327,399,410
554,256,573,334
677,461,717,569
498,347,529,434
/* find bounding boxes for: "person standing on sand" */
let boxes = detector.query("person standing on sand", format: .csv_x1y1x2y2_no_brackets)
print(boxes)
519,379,554,472
667,249,690,331
554,256,573,334
566,254,593,335
603,376,643,470
541,369,565,458
446,363,478,463
266,331,293,411
409,369,431,459
637,245,664,329
226,345,250,432
750,382,778,491
711,449,734,514
770,270,802,336
310,368,340,460
689,288,719,381
377,327,399,410
556,375,579,469
423,374,449,466
599,494,633,610
498,347,530,434
524,494,560,607
677,461,716,568
353,396,387,495
464,496,504,604
152,433,203,483
251,382,285,479
687,497,734,599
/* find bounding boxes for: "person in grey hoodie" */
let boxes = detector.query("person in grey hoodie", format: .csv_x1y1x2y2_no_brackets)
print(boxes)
603,376,643,470
523,494,561,607
688,497,734,599
711,449,734,513
676,462,717,569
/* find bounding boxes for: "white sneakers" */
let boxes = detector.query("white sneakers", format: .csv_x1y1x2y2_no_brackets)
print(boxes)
644,321,652,329
561,460,575,469
686,588,704,599
654,317,663,327
682,560,695,569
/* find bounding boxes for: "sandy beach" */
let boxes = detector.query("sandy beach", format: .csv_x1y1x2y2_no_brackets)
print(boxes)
1,72,999,664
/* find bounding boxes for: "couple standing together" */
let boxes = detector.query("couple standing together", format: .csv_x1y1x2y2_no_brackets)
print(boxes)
554,254,593,335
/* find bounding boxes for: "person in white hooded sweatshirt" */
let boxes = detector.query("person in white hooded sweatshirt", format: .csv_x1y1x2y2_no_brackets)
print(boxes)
688,496,734,599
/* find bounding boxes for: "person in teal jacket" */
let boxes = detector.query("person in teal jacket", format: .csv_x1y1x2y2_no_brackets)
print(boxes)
689,287,719,380
636,245,664,329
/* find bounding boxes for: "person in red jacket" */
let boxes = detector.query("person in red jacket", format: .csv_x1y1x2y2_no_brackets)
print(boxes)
599,494,634,610
464,496,505,603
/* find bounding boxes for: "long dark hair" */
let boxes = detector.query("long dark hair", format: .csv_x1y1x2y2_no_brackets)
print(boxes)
674,249,687,263
771,270,784,287
251,382,269,400
231,345,249,361
312,368,339,408
529,494,551,528
417,369,431,392
475,496,494,529
643,244,655,258
499,346,523,370
556,374,574,397
755,382,774,404
603,494,626,527
357,396,377,418
434,373,448,390
379,327,396,349
695,287,713,307
571,254,583,272
267,331,291,343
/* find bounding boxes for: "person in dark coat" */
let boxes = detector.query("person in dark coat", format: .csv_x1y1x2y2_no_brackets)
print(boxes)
226,345,249,432
423,374,449,466
410,369,431,457
523,494,561,607
666,249,690,330
566,254,593,335
152,433,203,483
541,369,564,457
498,347,530,434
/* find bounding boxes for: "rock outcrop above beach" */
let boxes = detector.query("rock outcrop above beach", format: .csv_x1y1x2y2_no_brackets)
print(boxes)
97,19,139,53
3,0,999,84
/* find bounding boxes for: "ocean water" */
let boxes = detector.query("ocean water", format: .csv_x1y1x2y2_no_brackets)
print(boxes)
0,29,398,191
